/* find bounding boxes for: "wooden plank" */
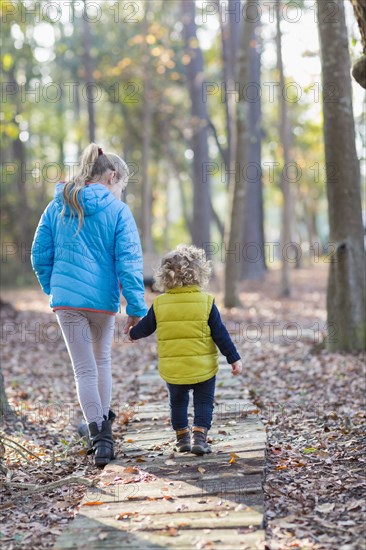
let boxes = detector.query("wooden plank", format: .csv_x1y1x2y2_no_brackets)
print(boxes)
54,360,266,550
61,510,263,530
55,526,264,550
77,494,262,515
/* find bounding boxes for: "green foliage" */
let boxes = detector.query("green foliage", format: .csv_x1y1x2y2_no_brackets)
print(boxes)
1,0,352,287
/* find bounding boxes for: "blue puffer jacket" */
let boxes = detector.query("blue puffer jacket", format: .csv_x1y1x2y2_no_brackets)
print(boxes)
31,183,147,316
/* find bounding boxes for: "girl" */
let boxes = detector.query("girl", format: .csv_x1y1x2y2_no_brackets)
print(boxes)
31,143,147,466
129,245,242,455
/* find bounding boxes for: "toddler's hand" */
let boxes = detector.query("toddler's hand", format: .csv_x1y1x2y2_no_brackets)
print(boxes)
128,326,135,343
231,360,242,376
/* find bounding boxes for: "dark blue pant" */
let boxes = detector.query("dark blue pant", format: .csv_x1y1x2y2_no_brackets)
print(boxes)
166,376,216,430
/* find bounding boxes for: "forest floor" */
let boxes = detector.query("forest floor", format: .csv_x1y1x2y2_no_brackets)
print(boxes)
0,264,365,549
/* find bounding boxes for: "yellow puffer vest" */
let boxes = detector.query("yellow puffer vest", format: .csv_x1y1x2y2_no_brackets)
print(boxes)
153,285,219,384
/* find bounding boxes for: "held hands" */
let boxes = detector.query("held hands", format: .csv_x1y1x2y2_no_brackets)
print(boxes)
123,315,141,334
231,360,243,376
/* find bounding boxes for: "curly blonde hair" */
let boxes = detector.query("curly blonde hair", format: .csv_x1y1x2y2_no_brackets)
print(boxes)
154,245,212,292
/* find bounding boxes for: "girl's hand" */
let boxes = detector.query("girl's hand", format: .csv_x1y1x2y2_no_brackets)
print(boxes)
231,360,242,376
123,315,141,334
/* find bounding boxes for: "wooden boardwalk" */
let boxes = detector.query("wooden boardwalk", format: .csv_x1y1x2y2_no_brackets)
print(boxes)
54,360,266,549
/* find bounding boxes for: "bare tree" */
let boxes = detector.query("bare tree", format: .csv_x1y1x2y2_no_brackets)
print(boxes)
275,0,293,296
82,1,96,142
141,2,154,253
224,0,254,307
0,300,16,422
181,0,211,249
317,0,365,351
219,0,241,173
219,0,265,282
0,368,13,422
241,10,266,280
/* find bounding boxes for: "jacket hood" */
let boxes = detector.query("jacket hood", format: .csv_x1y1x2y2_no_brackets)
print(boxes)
54,182,116,217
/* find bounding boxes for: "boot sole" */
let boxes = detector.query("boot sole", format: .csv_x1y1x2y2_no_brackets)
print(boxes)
95,455,114,467
174,445,191,453
191,445,212,455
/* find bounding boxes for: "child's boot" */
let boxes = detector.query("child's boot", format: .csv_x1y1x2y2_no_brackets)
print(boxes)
174,427,191,452
87,415,115,467
191,426,211,455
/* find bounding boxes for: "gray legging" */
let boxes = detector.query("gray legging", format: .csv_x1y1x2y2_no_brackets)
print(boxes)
56,309,115,429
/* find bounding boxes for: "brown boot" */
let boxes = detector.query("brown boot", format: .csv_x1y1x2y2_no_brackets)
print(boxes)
191,426,211,455
174,427,191,452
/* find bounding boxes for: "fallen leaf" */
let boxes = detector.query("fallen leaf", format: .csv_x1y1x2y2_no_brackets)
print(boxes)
229,452,239,464
115,512,136,520
163,527,178,536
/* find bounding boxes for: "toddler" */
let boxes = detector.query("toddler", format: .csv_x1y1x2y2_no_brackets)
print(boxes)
129,245,242,455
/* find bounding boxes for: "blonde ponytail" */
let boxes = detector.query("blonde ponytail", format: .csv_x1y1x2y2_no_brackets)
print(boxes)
62,143,115,232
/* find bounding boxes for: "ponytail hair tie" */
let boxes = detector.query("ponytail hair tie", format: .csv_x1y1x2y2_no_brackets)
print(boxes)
98,147,103,156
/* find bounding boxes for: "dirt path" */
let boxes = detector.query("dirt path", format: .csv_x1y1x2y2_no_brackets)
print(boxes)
54,357,266,549
1,266,364,549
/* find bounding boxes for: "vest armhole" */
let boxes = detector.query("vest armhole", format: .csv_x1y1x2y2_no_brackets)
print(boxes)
206,293,214,321
154,296,159,317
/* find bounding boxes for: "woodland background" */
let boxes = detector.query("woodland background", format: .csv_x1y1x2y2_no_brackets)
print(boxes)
1,0,365,305
0,1,365,548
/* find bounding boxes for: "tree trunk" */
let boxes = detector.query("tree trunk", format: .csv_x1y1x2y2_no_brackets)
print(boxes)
224,0,253,307
0,300,15,422
219,0,241,175
241,13,266,280
317,0,366,351
141,2,154,253
82,2,96,142
0,367,15,422
8,69,32,274
181,0,211,250
276,0,292,297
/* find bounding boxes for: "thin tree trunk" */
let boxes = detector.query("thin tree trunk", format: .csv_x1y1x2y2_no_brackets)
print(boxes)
276,0,292,296
219,0,241,175
8,69,32,270
82,1,96,142
181,0,211,250
241,13,266,280
0,301,16,422
141,2,154,253
224,0,253,307
0,367,13,422
317,0,365,351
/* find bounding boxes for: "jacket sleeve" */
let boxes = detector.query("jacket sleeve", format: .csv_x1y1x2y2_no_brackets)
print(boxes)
129,305,156,340
31,202,55,295
208,302,241,364
115,204,147,317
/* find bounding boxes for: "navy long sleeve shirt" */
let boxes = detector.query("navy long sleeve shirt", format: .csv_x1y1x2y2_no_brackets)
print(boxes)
130,303,241,365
